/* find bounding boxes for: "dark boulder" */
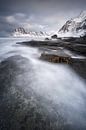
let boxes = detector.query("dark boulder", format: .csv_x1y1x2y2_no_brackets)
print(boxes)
40,53,71,64
45,37,50,41
51,34,58,39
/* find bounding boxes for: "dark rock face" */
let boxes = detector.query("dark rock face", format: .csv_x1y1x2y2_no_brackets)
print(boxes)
64,42,86,56
70,58,86,79
76,19,86,31
59,20,72,33
51,34,58,39
13,27,49,37
62,37,77,42
15,27,27,34
40,53,71,64
45,37,50,41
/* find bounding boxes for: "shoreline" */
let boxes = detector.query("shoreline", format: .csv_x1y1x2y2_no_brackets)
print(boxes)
17,39,86,79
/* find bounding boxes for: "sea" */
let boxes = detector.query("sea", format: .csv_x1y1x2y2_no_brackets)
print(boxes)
0,38,86,130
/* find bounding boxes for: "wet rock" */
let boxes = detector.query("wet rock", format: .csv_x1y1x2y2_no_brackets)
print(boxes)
64,43,86,56
40,53,71,64
51,34,58,39
45,38,50,41
70,58,86,79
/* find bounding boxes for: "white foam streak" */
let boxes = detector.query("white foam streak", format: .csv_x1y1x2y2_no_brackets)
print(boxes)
0,38,86,126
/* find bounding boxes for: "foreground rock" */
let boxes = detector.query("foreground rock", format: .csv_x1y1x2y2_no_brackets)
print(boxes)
0,55,76,130
51,34,58,39
40,53,70,64
70,58,86,79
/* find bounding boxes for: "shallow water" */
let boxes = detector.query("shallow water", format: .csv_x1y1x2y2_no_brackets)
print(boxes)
0,38,86,130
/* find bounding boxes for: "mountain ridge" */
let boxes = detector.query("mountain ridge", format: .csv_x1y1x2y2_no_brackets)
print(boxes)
12,27,49,37
58,11,86,37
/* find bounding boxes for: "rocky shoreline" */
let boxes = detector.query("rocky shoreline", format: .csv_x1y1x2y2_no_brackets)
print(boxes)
17,38,86,79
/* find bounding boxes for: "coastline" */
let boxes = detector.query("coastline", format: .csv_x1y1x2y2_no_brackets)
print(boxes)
17,38,86,80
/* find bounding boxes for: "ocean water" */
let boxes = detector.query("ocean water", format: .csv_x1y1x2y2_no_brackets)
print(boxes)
0,38,86,130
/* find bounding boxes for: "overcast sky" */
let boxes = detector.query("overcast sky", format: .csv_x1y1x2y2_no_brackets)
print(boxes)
0,0,86,36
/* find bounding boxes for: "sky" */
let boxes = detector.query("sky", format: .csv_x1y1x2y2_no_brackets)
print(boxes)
0,0,86,36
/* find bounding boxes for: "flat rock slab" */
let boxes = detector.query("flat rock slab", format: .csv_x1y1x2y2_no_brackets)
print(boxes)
40,53,71,64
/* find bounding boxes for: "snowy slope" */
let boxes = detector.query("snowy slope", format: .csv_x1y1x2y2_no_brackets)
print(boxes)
12,27,49,38
58,11,86,37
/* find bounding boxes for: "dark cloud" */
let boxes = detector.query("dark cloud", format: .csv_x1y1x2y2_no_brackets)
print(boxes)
0,0,86,36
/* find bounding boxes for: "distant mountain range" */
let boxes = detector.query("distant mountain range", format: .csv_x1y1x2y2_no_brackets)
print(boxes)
12,27,49,37
58,11,86,37
12,11,86,38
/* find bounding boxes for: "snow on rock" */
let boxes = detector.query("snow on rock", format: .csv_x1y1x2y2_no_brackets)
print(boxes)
12,27,49,38
58,11,86,37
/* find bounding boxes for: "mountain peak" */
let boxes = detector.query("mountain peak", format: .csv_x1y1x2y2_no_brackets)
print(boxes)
79,10,86,19
12,27,49,37
58,11,86,37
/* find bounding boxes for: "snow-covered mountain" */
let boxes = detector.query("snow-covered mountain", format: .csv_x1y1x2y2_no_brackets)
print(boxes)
12,27,49,37
58,11,86,37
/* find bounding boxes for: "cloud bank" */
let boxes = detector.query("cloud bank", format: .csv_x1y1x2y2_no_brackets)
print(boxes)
0,0,86,36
